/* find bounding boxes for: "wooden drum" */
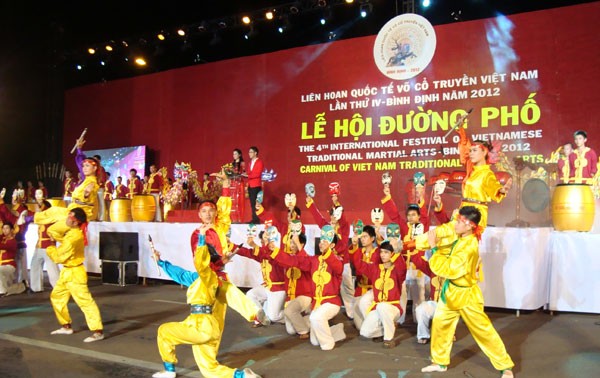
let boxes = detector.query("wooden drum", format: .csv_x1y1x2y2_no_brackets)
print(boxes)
551,184,595,231
48,198,67,208
131,194,156,222
110,199,132,222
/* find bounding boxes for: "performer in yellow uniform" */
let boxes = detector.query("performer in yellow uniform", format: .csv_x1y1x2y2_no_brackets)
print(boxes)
47,207,104,343
152,224,262,378
23,138,102,234
457,126,511,229
420,206,514,377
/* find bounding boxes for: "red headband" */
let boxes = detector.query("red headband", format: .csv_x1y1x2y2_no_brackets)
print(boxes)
199,202,217,210
458,215,482,241
83,158,98,166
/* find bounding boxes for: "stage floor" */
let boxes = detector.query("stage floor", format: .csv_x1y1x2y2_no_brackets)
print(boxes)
1,278,599,378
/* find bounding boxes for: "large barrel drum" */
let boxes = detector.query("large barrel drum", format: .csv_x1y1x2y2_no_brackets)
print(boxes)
110,198,132,222
131,194,156,222
48,198,66,208
551,184,595,231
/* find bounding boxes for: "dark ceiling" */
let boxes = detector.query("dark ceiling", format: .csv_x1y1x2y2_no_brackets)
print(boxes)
2,0,594,88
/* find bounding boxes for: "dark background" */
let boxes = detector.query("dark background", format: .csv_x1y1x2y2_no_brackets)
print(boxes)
0,0,594,196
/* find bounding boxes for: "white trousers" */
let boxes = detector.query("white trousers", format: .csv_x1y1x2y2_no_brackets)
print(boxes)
399,271,426,324
415,300,437,340
0,265,25,295
309,302,345,350
151,193,162,222
29,248,61,292
16,247,28,283
97,189,106,221
360,302,400,341
284,295,312,335
246,286,286,323
352,289,374,331
340,263,355,319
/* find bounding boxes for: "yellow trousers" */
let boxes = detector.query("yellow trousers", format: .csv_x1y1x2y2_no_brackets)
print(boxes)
431,301,514,371
157,314,236,378
51,265,103,331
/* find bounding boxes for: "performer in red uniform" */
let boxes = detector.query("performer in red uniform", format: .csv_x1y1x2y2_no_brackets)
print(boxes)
271,225,346,350
0,223,26,295
245,146,264,224
115,176,129,199
350,241,406,347
127,169,143,198
569,130,598,184
306,191,353,319
63,170,77,204
147,165,164,222
37,181,48,200
349,225,380,331
237,227,287,325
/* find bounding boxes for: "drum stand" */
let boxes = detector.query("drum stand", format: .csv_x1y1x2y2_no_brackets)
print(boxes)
506,158,530,227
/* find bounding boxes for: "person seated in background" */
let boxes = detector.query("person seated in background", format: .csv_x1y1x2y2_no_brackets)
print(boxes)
0,222,27,296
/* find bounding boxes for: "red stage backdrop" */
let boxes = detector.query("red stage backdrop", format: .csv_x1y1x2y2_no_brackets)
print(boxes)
64,3,600,225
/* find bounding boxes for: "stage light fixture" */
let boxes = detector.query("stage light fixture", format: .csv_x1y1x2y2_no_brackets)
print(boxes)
218,20,227,29
320,17,326,25
177,29,185,36
242,15,251,24
318,0,327,7
157,33,165,40
100,61,105,66
422,0,431,8
134,57,147,66
345,0,354,3
290,4,300,14
265,11,274,20
121,41,129,47
360,3,372,18
88,48,96,55
105,45,113,51
197,21,208,32
76,64,82,70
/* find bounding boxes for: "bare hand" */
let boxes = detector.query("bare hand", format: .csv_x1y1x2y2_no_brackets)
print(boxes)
199,223,210,236
83,182,95,198
76,138,86,149
427,229,438,248
153,249,161,262
500,178,513,194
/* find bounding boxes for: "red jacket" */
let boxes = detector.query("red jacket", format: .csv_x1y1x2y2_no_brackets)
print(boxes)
246,158,264,188
272,247,343,309
0,235,17,268
237,245,286,292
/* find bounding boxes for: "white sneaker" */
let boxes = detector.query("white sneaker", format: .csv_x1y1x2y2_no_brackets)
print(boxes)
243,368,262,378
501,370,514,378
51,327,73,335
254,309,271,326
421,364,448,373
152,371,176,378
83,332,104,342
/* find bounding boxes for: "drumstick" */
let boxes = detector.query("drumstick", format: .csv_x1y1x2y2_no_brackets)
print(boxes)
70,128,88,154
148,234,161,276
443,108,473,139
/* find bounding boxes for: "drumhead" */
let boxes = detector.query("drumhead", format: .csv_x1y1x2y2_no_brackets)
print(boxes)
522,178,550,212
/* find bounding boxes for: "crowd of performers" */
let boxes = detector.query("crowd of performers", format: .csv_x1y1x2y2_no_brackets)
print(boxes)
5,129,597,378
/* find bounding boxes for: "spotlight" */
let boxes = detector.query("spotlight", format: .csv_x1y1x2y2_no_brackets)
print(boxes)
157,33,165,40
320,18,326,25
100,61,105,66
278,26,285,33
105,45,113,51
265,11,274,20
177,29,185,36
422,0,431,8
88,48,96,55
360,3,372,18
242,15,251,24
121,41,129,47
76,64,82,70
134,57,147,66
345,0,354,3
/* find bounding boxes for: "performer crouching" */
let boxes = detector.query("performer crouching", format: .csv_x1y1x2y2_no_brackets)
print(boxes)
272,225,346,350
152,224,262,378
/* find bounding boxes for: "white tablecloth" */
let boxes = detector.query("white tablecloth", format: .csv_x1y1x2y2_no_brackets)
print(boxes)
478,227,552,310
547,232,600,313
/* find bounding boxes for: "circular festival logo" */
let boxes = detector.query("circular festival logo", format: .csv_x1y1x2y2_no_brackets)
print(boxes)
373,13,437,81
